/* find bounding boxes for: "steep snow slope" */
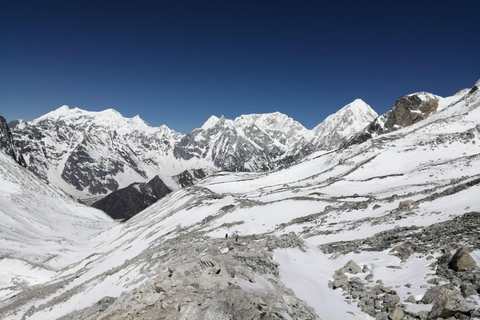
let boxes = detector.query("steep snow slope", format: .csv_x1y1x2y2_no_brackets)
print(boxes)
1,81,479,320
0,152,115,296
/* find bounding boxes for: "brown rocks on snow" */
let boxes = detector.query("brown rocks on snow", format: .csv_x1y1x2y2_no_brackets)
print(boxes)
398,200,415,209
389,244,414,262
448,247,477,272
336,260,363,275
427,288,475,319
389,306,404,320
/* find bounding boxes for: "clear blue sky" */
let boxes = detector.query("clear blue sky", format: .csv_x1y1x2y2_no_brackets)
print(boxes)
1,1,479,133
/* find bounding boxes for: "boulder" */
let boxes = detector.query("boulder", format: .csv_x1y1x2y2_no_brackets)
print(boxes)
428,289,475,319
383,294,400,308
398,200,415,209
336,260,363,275
390,244,414,262
389,306,404,320
421,285,448,304
448,248,477,271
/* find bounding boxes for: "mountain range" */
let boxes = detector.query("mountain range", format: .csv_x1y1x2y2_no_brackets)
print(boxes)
8,99,378,200
0,79,479,320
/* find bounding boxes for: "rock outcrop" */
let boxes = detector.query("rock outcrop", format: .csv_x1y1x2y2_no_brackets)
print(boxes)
448,247,477,272
344,92,440,147
92,175,172,220
0,116,26,166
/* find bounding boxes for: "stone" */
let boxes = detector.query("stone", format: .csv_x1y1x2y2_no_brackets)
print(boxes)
376,312,389,320
460,284,478,297
389,306,404,320
154,281,166,293
426,278,440,285
333,273,348,281
448,248,477,272
421,285,448,304
390,244,414,262
332,279,349,290
383,294,400,308
143,293,160,306
398,200,415,209
406,296,416,304
428,289,475,319
336,260,363,275
417,310,429,320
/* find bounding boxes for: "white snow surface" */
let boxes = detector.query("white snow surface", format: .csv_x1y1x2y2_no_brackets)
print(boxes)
1,80,480,319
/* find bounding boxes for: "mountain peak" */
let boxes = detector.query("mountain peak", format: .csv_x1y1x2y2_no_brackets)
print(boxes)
201,115,220,130
36,105,72,121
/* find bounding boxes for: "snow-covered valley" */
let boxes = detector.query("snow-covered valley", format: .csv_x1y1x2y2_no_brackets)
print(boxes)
0,80,479,320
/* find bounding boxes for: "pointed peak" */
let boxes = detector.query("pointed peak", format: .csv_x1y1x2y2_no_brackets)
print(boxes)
56,105,70,112
344,99,369,109
201,115,220,130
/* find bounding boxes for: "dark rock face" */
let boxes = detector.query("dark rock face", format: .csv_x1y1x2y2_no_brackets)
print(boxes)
0,116,26,166
344,93,439,148
92,175,172,221
174,169,207,188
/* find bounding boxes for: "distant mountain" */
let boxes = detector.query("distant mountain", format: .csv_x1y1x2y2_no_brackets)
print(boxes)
311,99,378,150
9,101,378,199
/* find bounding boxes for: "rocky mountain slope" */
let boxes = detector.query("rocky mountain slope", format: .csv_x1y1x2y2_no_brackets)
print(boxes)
9,101,377,200
0,116,26,167
0,80,479,320
91,169,208,221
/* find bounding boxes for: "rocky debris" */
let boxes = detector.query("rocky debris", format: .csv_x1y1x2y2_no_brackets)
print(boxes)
92,175,172,221
7,233,320,320
448,247,477,272
318,212,480,257
329,265,410,320
323,211,480,320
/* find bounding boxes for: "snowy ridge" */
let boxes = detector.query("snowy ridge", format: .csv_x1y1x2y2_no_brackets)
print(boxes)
11,101,378,199
1,80,479,320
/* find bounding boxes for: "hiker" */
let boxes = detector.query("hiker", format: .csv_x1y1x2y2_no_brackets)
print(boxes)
225,233,228,239
235,234,239,242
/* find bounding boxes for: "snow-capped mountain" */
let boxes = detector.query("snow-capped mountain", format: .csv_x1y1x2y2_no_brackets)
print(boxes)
1,80,479,320
9,107,192,199
9,102,377,199
311,99,378,150
174,112,311,171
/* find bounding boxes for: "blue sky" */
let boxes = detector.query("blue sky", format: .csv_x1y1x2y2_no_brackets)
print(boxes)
1,1,479,133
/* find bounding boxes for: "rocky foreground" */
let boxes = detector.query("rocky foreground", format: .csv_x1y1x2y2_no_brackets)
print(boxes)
326,212,480,320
